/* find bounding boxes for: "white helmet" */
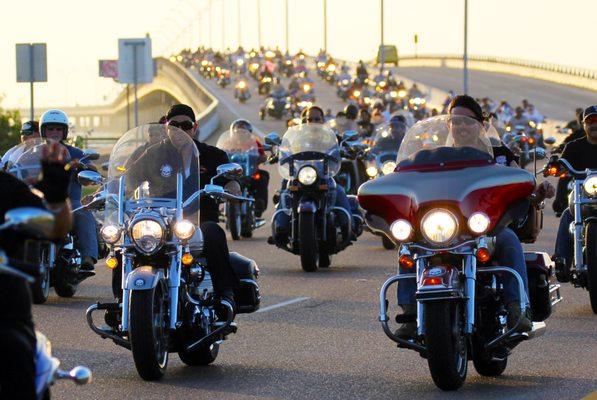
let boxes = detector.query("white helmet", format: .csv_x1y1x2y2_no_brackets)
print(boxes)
40,109,69,140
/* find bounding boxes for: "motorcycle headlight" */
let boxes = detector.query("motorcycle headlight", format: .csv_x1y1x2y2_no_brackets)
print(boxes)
390,91,398,98
467,212,490,234
381,161,396,175
584,176,597,197
353,90,361,97
131,219,164,254
101,224,121,244
366,166,378,177
421,209,458,244
390,219,412,241
238,81,246,89
298,166,318,186
398,90,407,98
173,219,196,241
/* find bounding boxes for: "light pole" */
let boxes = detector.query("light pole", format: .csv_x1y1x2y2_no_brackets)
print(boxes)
221,0,226,50
257,0,262,48
463,0,469,95
209,0,213,48
285,0,289,53
323,0,328,53
379,0,385,74
237,0,241,48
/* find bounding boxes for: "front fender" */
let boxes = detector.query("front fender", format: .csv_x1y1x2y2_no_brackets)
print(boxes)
124,266,164,291
298,199,317,213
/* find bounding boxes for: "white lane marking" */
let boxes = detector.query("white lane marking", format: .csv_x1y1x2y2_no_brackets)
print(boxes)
256,296,311,313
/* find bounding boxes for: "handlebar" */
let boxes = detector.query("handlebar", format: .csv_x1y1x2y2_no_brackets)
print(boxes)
543,156,589,179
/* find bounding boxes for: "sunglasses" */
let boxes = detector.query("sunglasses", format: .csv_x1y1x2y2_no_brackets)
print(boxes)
448,116,479,126
168,120,195,131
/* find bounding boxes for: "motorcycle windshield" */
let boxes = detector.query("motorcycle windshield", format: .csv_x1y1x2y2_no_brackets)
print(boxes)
216,128,261,175
396,115,494,169
6,139,71,185
371,121,407,155
104,124,200,227
278,123,341,180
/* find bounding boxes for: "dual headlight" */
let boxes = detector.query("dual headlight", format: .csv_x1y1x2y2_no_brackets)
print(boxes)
298,166,318,186
390,210,490,244
583,175,597,197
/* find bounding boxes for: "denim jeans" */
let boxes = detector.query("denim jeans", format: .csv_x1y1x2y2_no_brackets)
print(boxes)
554,209,573,262
397,227,529,305
73,209,99,261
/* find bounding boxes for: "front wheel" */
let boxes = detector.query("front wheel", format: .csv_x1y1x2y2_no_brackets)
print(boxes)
299,212,318,272
424,301,468,391
53,252,79,298
129,281,169,381
585,222,597,314
178,342,219,366
228,203,241,240
27,243,50,304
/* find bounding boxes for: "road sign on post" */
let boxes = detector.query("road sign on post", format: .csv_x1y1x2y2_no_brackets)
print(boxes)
118,37,153,127
16,43,47,121
99,59,119,79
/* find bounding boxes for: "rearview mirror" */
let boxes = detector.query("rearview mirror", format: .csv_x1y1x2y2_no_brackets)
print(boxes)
216,163,243,179
342,130,359,142
265,132,281,147
530,147,547,160
78,170,103,186
544,136,557,145
2,208,55,238
82,149,100,161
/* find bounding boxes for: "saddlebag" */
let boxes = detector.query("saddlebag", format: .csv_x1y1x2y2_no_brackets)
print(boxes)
524,252,561,321
229,252,261,314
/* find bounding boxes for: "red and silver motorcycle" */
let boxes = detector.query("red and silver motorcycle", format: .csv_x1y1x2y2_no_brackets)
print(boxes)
358,115,561,391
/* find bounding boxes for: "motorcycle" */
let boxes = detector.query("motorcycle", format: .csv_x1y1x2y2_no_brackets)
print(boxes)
217,69,231,88
336,77,352,101
544,156,597,313
7,141,101,304
358,115,561,390
234,79,252,103
335,131,368,195
363,121,407,249
85,125,260,380
216,128,267,239
258,75,273,95
260,91,291,120
0,207,92,399
266,125,362,272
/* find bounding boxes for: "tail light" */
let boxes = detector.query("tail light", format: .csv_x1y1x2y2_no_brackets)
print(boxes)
528,137,535,145
252,171,262,181
422,277,442,286
520,136,528,143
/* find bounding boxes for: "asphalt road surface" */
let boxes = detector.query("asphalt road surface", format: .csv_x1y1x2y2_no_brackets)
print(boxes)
40,66,597,400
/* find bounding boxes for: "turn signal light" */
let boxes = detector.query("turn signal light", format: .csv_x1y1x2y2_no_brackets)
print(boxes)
422,277,442,286
252,172,262,181
182,253,194,266
476,247,491,263
105,256,118,270
399,255,415,269
548,166,559,176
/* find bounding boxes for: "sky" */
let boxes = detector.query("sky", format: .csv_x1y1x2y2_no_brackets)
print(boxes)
1,0,596,109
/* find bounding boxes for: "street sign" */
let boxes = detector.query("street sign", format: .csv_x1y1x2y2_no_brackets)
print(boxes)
99,59,119,79
16,43,47,82
117,38,153,84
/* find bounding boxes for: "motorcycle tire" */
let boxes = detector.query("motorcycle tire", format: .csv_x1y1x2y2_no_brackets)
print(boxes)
472,335,507,376
382,235,396,250
424,301,468,391
585,222,597,314
241,204,254,238
27,243,51,304
299,212,318,272
319,252,331,268
178,342,219,366
228,203,241,241
53,259,78,298
129,280,169,381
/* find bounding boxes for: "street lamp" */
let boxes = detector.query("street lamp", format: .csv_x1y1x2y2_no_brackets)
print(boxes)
237,0,241,48
257,0,262,48
463,0,469,95
285,0,289,53
323,0,328,53
379,0,385,74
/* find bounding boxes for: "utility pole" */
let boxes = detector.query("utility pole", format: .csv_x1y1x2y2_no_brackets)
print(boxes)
323,0,328,53
463,0,469,95
209,0,213,48
221,0,226,50
257,0,262,48
237,0,241,48
380,0,385,74
285,0,289,53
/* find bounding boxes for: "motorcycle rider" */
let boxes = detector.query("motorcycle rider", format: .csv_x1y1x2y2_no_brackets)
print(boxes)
408,83,424,99
552,105,597,280
357,109,375,138
356,60,368,82
524,103,544,124
228,119,270,220
40,109,99,272
1,120,40,169
0,142,72,400
555,108,585,153
395,95,554,337
509,106,530,129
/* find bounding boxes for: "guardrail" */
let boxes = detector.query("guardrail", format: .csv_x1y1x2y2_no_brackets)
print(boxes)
396,54,597,92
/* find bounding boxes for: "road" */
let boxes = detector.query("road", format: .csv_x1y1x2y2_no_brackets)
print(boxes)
40,65,597,400
395,67,597,122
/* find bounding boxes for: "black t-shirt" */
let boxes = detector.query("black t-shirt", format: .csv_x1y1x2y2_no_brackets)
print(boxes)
0,172,44,327
561,136,597,171
196,140,230,223
492,145,518,166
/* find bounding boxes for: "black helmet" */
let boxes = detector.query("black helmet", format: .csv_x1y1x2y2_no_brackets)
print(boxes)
230,119,253,133
344,104,358,120
20,120,39,136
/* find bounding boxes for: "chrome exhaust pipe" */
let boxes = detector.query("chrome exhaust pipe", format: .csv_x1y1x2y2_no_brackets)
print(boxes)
56,366,92,385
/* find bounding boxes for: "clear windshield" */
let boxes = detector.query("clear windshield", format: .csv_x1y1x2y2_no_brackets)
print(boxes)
6,139,72,185
396,115,494,166
371,121,407,154
278,123,341,180
216,128,261,176
105,124,200,227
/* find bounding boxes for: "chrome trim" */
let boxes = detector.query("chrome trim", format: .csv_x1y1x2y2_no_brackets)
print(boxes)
331,206,352,231
573,181,586,273
121,251,133,332
168,252,180,330
464,255,476,334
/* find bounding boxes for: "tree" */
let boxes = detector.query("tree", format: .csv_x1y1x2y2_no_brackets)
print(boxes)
0,97,21,154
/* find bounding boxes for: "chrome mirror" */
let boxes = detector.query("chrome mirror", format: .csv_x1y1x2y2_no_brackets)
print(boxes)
2,207,55,238
77,170,103,186
216,163,243,179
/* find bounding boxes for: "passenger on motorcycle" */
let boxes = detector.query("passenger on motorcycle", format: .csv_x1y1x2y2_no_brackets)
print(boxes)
0,142,72,400
229,119,270,220
553,105,597,280
396,95,553,338
1,120,40,169
40,109,99,271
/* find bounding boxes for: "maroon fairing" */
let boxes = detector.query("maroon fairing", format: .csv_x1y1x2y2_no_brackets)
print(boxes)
358,163,535,233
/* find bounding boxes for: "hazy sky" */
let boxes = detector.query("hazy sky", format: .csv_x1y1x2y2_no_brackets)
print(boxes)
2,0,596,109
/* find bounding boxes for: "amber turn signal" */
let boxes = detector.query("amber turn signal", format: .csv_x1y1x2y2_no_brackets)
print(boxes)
399,254,415,269
182,253,194,266
476,248,491,263
105,256,118,270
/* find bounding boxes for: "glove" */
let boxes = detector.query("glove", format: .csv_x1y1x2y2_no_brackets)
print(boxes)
35,160,72,203
552,198,566,214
